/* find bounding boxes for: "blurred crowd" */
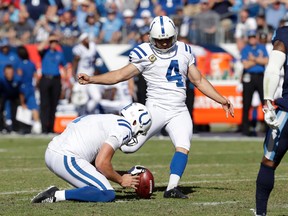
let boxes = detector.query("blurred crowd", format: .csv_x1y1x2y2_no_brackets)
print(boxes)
1,0,288,46
0,0,288,135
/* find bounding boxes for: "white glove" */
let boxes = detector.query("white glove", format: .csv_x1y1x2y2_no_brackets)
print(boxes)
236,82,243,93
127,165,146,175
263,101,280,129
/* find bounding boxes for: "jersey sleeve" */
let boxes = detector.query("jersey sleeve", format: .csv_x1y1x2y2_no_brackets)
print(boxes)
104,118,132,150
72,45,81,57
184,43,196,67
272,27,288,51
128,44,152,72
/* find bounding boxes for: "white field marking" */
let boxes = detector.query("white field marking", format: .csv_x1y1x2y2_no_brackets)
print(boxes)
0,190,40,195
191,201,239,206
155,177,288,186
122,151,261,157
115,163,288,170
0,167,47,172
0,148,8,152
2,177,288,196
115,200,239,206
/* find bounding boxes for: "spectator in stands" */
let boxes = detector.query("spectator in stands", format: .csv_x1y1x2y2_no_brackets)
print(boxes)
120,9,138,45
234,8,257,51
172,6,192,40
57,9,80,46
0,12,16,44
256,13,274,43
230,0,243,13
0,64,22,133
17,46,41,134
71,33,101,115
157,0,183,16
210,0,236,43
38,34,68,134
5,1,20,23
153,3,167,17
136,9,153,29
122,0,138,12
75,0,95,31
81,13,102,43
33,11,60,43
194,0,220,45
14,12,34,45
134,0,155,19
259,0,287,30
20,0,57,25
0,0,10,20
98,8,122,44
183,0,201,17
240,30,268,136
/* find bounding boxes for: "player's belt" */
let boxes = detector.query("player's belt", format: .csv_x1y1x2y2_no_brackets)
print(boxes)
42,75,61,79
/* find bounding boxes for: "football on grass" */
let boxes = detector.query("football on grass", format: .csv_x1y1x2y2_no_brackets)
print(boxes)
135,168,154,199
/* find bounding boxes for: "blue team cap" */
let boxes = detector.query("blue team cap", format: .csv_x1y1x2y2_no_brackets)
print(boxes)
247,30,257,37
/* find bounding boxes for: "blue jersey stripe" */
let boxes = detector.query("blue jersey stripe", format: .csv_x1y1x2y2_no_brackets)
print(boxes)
117,119,130,125
131,49,142,59
117,118,132,133
135,46,147,56
188,45,192,54
64,156,107,190
184,44,192,54
118,123,132,133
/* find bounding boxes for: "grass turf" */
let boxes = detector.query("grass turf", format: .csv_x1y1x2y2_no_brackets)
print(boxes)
0,136,288,216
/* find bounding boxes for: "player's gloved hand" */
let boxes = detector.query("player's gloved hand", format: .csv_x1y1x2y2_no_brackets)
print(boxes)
236,82,243,93
263,101,279,129
127,165,146,176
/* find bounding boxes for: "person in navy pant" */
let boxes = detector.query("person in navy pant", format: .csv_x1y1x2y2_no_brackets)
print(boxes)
38,35,68,134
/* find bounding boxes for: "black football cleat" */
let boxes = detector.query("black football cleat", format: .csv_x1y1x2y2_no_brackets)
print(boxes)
163,187,188,199
31,186,59,203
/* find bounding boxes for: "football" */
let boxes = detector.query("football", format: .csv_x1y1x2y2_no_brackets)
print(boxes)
135,168,154,199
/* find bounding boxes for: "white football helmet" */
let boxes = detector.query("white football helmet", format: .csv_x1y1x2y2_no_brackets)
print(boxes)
120,102,152,138
149,16,178,53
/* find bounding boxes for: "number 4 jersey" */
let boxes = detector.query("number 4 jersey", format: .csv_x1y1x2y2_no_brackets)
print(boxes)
129,41,195,109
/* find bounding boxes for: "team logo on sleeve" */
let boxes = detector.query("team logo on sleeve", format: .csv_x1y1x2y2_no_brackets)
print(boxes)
148,54,157,63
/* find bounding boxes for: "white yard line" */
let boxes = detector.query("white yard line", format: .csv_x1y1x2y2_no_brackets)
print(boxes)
1,178,288,196
0,167,47,172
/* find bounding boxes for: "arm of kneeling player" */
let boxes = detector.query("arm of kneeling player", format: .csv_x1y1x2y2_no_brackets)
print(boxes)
96,143,139,188
96,143,122,184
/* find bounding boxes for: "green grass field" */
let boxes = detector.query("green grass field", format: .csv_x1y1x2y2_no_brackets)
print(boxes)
1,135,288,216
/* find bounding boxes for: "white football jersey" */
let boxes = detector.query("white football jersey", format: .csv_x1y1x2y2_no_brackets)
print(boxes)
48,114,132,163
72,41,98,76
129,41,195,109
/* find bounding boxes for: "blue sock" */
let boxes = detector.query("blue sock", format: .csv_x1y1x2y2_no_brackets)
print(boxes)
65,186,115,202
256,163,275,215
170,151,188,177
